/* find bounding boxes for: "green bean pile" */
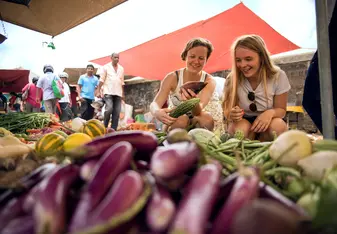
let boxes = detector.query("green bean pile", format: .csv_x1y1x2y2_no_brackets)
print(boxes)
0,112,53,133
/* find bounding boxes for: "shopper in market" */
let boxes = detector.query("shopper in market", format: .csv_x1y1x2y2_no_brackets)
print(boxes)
77,64,99,120
222,34,290,141
96,52,125,130
36,64,61,114
21,77,41,113
57,72,72,121
69,85,79,117
8,92,22,112
0,92,8,113
150,37,216,132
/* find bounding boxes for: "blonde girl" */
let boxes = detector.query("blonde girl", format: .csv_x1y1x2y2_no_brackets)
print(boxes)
223,34,290,141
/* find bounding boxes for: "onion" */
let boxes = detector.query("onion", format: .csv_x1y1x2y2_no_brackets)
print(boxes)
269,130,312,167
167,128,191,144
71,117,87,132
297,151,337,181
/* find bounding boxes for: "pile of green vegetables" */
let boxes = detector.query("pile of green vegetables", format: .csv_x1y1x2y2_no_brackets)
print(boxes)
0,112,54,133
163,127,337,233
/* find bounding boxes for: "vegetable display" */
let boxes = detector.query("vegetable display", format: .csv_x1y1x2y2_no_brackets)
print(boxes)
1,120,337,234
0,113,57,134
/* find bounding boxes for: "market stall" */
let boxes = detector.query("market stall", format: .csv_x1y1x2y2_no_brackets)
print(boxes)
0,69,29,93
1,1,337,233
0,100,336,233
0,0,127,36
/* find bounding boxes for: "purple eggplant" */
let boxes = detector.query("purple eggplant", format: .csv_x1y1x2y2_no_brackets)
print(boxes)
22,183,40,213
180,81,207,94
80,159,98,182
72,130,158,160
210,166,260,234
69,141,133,232
19,163,58,188
75,171,150,234
230,199,306,234
1,215,35,234
134,160,149,171
150,142,200,179
0,163,57,206
259,182,309,217
155,174,190,192
169,163,221,234
33,164,79,234
146,185,176,232
90,170,144,221
0,193,27,230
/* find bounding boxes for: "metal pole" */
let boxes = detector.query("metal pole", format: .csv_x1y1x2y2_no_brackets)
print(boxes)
315,0,335,139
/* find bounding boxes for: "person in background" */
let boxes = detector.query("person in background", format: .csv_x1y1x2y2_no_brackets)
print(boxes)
69,85,79,117
0,92,7,113
150,37,216,132
77,64,99,120
222,34,290,141
36,64,61,114
96,52,125,130
57,72,72,121
9,92,22,112
302,1,337,138
21,77,41,113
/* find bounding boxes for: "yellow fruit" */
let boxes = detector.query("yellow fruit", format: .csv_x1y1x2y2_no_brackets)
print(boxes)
63,133,92,152
81,119,106,138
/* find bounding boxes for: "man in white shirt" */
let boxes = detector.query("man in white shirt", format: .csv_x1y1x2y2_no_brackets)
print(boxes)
57,72,72,121
96,52,125,130
36,64,61,114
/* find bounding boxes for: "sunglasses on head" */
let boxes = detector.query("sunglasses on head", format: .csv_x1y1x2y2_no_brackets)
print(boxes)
248,91,257,112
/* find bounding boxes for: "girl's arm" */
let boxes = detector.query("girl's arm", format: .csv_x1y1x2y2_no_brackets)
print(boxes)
269,92,288,118
22,84,28,92
150,72,177,125
250,92,288,133
151,72,176,112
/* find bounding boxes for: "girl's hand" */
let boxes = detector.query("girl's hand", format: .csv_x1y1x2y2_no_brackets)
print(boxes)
229,106,244,122
154,108,177,126
180,88,197,101
251,109,274,133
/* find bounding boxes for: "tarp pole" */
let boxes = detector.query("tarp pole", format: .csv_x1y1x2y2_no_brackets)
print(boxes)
315,0,335,139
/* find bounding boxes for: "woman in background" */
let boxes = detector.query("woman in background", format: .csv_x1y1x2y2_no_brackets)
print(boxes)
22,77,41,113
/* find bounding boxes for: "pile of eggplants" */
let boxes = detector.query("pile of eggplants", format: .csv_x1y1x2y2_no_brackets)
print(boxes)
0,130,312,234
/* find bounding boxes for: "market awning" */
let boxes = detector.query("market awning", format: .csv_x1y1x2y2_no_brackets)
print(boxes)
0,69,29,93
63,68,98,85
0,0,127,36
90,3,300,80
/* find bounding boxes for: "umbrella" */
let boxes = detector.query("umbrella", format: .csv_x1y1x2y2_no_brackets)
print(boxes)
0,0,127,36
90,3,299,80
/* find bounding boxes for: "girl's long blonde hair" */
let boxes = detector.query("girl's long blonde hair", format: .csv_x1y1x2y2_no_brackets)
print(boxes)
222,34,278,119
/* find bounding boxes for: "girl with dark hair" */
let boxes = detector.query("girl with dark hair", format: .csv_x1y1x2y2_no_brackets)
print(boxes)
150,37,216,132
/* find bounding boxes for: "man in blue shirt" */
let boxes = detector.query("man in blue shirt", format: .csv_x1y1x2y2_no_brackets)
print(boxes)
77,64,99,120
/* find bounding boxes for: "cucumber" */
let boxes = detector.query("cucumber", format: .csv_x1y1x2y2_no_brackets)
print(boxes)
169,98,200,118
